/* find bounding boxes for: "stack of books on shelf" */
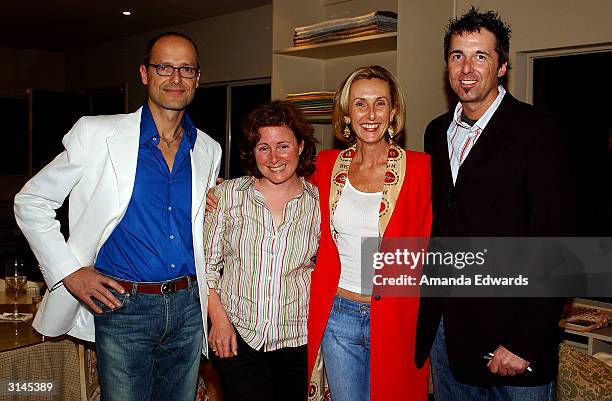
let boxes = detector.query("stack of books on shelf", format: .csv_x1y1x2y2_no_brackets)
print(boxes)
286,91,335,120
293,11,397,47
560,301,611,332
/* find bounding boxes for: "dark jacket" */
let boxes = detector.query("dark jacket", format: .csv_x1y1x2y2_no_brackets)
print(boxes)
414,93,574,386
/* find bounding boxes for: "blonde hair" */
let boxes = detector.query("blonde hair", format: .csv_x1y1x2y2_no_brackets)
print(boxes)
332,65,406,144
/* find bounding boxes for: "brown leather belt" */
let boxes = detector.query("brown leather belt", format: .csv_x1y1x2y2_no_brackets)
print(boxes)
115,275,197,295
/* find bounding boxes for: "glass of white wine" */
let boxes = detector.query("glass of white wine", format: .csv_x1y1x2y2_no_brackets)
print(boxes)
5,258,27,320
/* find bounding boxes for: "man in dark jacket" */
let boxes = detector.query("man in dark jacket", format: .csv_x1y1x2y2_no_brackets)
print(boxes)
415,7,572,401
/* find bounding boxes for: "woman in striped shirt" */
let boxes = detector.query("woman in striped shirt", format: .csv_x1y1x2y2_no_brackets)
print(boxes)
203,101,320,401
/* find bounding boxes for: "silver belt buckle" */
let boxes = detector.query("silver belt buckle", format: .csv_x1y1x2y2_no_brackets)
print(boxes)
160,282,174,294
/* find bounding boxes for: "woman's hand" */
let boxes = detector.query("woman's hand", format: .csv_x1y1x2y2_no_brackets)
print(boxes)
208,314,238,358
207,288,238,358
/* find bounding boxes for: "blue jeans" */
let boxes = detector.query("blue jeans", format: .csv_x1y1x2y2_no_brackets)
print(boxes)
93,279,203,401
321,295,370,401
431,319,556,401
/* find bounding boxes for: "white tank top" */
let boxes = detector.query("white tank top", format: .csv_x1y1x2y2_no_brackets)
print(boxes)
332,177,381,295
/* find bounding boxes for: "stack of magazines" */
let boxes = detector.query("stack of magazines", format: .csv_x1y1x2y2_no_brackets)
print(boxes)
293,11,397,47
559,302,610,332
286,92,335,118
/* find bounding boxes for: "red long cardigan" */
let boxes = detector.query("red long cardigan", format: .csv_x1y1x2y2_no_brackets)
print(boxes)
307,149,432,401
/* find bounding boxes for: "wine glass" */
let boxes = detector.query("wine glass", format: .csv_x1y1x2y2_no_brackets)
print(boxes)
4,258,27,320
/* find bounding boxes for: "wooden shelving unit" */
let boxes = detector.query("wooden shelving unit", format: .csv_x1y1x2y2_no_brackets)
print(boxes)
272,0,398,149
275,32,397,59
305,115,332,124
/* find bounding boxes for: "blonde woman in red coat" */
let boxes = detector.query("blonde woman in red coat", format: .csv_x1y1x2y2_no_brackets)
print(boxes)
307,65,432,401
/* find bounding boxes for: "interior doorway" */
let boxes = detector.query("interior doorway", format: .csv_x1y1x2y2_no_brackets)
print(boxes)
532,50,612,235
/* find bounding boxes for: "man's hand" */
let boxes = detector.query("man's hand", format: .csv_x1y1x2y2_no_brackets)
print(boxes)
205,187,220,213
208,314,238,358
487,345,530,376
62,266,125,313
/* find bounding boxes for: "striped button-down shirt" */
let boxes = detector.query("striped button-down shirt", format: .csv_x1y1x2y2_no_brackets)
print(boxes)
204,176,320,351
447,85,506,184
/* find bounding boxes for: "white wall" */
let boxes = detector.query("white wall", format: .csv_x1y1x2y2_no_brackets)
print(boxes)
397,0,612,150
398,0,454,151
456,0,612,98
66,5,273,111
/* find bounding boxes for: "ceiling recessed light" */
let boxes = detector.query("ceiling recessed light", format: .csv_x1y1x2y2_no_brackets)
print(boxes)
122,11,132,16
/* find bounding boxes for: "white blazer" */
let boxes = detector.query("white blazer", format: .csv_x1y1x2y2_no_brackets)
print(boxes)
14,108,221,353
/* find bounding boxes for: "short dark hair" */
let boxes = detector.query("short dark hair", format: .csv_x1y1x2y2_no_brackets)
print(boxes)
143,32,200,68
240,101,318,179
443,6,511,69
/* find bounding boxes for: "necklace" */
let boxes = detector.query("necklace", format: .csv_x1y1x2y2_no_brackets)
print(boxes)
160,126,183,148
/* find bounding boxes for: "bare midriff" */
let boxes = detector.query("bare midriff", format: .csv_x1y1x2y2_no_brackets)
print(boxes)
336,287,371,304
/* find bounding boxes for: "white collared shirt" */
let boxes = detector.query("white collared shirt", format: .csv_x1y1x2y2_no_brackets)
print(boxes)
447,85,506,184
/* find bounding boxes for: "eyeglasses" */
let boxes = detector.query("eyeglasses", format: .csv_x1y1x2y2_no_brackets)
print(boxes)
146,63,199,79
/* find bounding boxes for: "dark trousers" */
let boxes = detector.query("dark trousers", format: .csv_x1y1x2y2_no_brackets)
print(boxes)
212,332,307,401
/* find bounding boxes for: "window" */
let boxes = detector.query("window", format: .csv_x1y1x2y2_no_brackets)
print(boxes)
187,79,271,178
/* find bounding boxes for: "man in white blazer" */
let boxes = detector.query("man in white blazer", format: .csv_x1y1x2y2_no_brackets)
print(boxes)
14,32,221,401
